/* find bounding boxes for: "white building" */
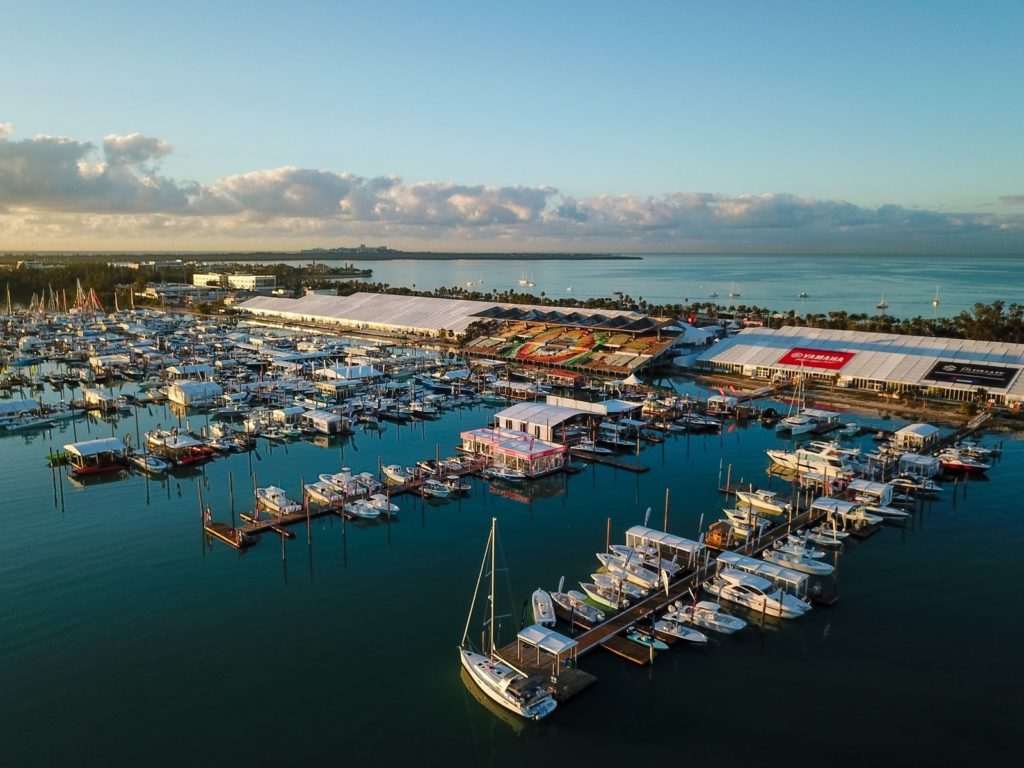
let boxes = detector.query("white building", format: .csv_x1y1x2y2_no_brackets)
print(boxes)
193,273,277,291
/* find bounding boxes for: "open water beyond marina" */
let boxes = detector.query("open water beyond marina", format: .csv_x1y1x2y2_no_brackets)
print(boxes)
0,375,1021,765
316,252,1024,319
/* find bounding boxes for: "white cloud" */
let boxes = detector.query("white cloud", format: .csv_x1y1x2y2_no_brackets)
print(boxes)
0,125,1022,251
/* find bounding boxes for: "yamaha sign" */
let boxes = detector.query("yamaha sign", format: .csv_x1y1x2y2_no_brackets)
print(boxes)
924,361,1020,389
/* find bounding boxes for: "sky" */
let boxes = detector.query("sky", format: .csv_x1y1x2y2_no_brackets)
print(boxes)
1,0,1023,253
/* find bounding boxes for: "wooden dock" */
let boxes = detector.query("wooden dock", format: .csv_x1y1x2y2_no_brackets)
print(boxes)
568,448,649,473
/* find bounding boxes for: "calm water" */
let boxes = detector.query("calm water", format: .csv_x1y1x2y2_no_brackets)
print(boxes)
319,253,1024,318
0,373,1020,765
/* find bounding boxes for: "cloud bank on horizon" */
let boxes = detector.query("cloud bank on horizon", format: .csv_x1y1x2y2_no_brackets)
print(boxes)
1,125,1021,252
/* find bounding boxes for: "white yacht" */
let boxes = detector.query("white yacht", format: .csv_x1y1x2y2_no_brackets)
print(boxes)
460,519,557,721
734,488,790,517
704,569,811,619
766,444,855,481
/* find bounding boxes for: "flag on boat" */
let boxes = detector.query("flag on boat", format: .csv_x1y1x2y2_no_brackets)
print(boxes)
717,387,726,397
729,385,737,394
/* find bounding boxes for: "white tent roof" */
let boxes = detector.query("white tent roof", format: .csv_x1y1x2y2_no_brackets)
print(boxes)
238,292,647,334
517,624,578,655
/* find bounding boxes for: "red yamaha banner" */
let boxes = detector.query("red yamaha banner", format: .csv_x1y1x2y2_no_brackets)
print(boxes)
776,347,855,370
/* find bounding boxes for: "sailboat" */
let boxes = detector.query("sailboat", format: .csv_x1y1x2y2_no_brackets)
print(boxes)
728,281,741,298
459,518,557,721
876,294,889,310
932,286,940,307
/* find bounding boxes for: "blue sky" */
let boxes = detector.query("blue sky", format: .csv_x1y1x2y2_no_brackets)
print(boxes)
2,0,1023,251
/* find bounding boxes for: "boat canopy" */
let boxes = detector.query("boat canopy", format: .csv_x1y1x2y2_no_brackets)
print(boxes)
64,437,127,457
516,624,578,658
624,525,704,559
717,552,809,595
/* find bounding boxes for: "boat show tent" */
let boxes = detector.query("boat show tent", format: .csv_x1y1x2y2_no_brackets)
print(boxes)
515,624,579,667
697,325,1024,404
238,292,649,336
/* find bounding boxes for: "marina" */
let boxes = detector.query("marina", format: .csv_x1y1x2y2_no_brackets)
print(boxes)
1,289,1020,764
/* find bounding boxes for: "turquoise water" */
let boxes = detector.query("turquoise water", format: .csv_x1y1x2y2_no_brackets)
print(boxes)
0,376,1019,764
320,252,1024,319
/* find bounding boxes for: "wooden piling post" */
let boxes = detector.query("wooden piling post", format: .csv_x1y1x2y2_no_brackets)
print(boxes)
664,488,670,532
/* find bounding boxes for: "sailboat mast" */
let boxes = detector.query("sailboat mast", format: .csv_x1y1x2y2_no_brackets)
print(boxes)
489,516,496,655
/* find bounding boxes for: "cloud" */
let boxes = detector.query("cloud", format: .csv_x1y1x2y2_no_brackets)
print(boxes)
102,133,172,167
1,125,1023,252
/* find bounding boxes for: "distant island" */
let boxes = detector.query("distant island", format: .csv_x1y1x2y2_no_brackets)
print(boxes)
299,246,638,261
2,248,639,263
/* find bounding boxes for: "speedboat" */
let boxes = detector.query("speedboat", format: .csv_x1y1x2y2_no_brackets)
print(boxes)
596,552,661,590
591,573,646,601
776,534,826,559
571,438,613,455
704,569,811,619
382,464,414,484
938,449,990,474
763,547,835,576
343,498,381,519
609,544,682,579
130,454,171,474
319,469,355,494
444,475,472,494
579,581,630,610
483,465,526,482
861,504,911,522
256,485,302,515
652,618,708,645
366,493,399,517
305,481,344,506
551,589,605,624
624,627,669,651
531,589,556,627
804,524,847,548
663,600,746,634
420,478,451,498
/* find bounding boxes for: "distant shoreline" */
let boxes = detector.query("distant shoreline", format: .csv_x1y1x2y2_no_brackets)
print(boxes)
2,251,640,263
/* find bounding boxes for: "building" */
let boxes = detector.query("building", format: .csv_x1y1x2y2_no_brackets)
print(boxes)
193,273,277,292
697,325,1024,405
459,427,567,478
167,380,224,406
